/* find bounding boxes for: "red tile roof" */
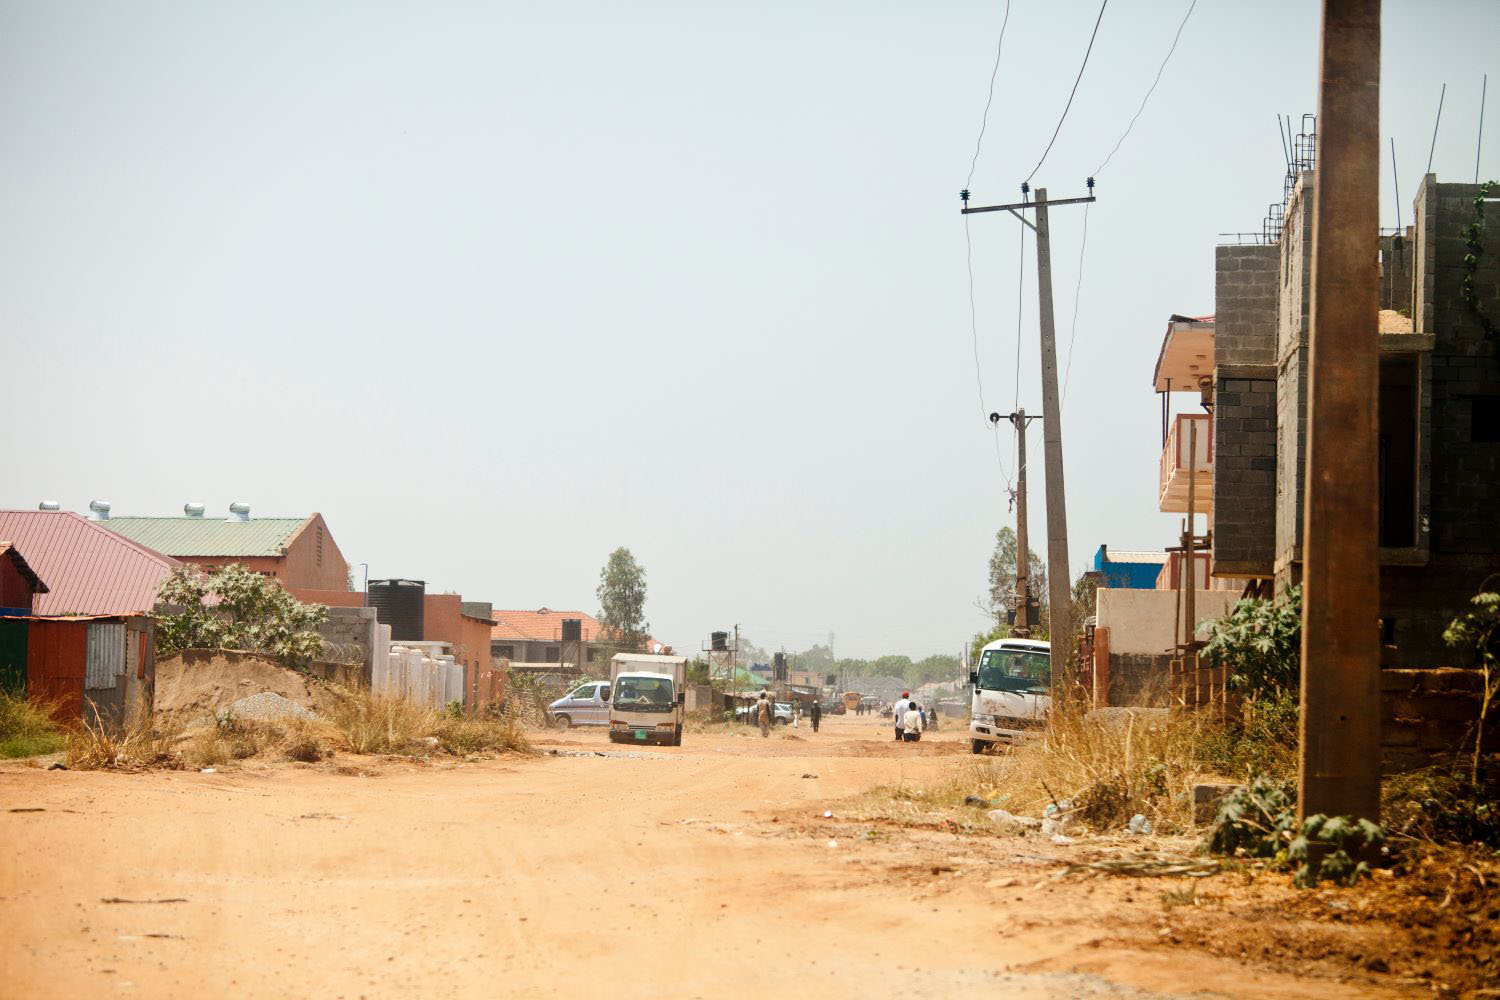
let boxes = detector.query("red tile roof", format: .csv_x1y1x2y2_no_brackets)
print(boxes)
490,608,605,642
0,511,180,615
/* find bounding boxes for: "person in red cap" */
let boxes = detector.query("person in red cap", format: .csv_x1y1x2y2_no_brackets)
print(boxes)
893,691,911,742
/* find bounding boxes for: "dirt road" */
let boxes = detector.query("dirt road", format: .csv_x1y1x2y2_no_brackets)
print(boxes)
1,713,1414,999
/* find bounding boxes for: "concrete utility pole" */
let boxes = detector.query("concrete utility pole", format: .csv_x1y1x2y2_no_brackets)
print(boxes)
962,186,1092,664
1032,189,1074,657
1300,0,1382,823
1009,408,1036,636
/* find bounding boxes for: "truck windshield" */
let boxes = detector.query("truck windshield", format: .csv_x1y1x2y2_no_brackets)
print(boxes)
977,648,1050,693
614,676,674,711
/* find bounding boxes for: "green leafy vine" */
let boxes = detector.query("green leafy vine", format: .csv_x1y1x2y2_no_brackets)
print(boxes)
1461,179,1498,348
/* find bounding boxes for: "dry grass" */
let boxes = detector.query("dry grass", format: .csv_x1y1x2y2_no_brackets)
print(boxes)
325,691,532,757
184,714,334,767
0,691,66,759
65,710,187,771
868,705,1239,835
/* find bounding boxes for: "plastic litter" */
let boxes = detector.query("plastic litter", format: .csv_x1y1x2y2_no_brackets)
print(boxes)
1050,834,1077,846
986,808,1041,829
1127,813,1154,835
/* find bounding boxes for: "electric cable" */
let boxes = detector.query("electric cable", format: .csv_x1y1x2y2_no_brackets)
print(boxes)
1091,0,1195,176
1061,199,1091,408
966,216,1014,489
961,1,1017,490
965,0,1013,192
1024,0,1109,186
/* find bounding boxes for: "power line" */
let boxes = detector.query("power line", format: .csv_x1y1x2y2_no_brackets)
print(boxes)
1061,199,1091,407
966,217,1014,488
1091,0,1195,176
961,2,1017,490
1024,0,1110,186
964,0,1013,191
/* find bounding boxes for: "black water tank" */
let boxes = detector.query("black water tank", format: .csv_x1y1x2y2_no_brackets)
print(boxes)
711,630,728,651
561,618,582,641
367,579,425,641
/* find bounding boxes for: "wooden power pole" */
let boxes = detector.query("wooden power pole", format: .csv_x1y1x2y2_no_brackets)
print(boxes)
1300,0,1382,822
962,186,1092,662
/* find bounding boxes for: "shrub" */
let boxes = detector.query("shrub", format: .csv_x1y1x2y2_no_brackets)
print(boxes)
156,564,327,664
1199,585,1302,700
1442,587,1500,785
0,691,65,758
1207,778,1385,887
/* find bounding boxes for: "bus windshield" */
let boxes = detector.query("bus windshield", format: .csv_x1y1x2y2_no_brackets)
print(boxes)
977,648,1050,694
614,676,674,711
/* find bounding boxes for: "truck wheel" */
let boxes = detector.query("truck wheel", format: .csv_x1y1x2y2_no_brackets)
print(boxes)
971,739,986,755
554,715,572,730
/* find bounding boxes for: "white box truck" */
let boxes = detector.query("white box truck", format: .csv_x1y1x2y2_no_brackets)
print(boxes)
607,653,688,747
968,637,1051,753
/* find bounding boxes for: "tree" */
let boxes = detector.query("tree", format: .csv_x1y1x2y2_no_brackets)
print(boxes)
988,526,1047,623
596,547,650,651
156,564,328,664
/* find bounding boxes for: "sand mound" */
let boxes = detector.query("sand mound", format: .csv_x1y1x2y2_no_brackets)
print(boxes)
155,649,344,718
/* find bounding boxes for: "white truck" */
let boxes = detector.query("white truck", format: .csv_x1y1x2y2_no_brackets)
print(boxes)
968,637,1051,754
607,653,688,747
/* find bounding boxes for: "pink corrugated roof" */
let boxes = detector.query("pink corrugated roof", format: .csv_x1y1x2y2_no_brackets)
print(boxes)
0,511,180,615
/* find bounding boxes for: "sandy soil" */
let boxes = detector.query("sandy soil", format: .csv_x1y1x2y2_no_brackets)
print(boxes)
154,650,345,718
0,713,1434,999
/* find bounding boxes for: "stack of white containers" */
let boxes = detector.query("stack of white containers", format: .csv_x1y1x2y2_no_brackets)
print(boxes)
373,643,465,709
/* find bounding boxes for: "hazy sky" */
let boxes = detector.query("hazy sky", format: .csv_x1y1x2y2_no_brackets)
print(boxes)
4,1,1497,659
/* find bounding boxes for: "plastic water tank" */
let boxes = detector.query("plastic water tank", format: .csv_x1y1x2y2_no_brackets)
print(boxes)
367,579,425,641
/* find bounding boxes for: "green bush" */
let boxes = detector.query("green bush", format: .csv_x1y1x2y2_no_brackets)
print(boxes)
156,564,327,664
1199,586,1301,700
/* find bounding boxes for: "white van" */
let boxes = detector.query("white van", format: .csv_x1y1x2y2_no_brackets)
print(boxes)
607,653,688,747
968,637,1051,753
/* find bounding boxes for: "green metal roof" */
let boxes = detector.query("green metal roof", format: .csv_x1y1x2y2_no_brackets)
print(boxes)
103,516,308,557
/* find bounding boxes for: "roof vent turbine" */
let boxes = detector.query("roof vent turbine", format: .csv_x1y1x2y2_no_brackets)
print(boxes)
228,502,251,523
38,500,61,511
88,500,111,521
184,503,206,518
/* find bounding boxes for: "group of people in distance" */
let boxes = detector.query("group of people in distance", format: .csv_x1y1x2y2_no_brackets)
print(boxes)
891,691,935,743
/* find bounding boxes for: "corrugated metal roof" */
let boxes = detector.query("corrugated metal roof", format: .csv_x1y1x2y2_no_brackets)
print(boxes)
1101,550,1170,564
0,542,49,593
490,608,604,642
0,512,180,615
104,516,309,557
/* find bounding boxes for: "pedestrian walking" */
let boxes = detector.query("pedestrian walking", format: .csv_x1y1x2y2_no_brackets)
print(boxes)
901,701,924,743
810,700,821,733
928,705,939,731
892,691,911,742
755,691,772,738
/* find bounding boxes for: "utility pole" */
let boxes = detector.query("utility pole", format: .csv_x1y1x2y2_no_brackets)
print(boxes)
962,186,1090,666
1007,408,1037,637
1300,0,1382,824
1032,189,1073,659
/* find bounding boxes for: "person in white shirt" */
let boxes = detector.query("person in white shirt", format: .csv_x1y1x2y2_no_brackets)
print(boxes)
901,703,924,742
892,692,911,741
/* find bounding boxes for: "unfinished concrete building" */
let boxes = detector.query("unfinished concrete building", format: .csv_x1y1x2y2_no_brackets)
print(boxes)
1210,170,1500,669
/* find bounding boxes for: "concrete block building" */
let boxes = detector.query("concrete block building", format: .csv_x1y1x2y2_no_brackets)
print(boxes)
1211,169,1500,668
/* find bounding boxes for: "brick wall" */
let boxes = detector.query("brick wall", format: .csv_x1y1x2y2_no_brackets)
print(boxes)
1107,653,1171,707
1381,667,1496,773
1213,373,1277,576
1215,244,1279,365
1379,230,1415,314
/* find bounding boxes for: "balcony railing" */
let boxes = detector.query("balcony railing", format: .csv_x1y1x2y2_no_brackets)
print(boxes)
1159,413,1213,514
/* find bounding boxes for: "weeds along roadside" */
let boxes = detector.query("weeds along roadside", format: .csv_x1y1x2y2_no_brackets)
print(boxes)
53,688,533,772
864,697,1296,836
0,691,67,759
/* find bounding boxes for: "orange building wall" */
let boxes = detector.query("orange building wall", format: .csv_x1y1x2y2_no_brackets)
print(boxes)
179,514,349,593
